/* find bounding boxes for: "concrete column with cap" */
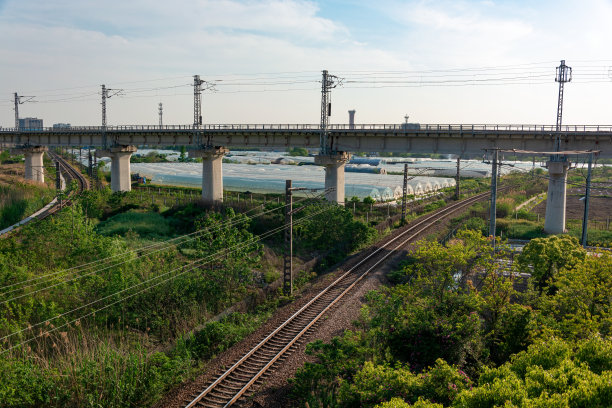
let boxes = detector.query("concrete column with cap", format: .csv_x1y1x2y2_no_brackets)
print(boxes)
11,146,48,183
189,146,229,203
95,145,137,192
314,151,351,205
544,160,570,234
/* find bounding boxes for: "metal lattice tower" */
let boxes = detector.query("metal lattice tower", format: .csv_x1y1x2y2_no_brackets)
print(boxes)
158,102,163,127
193,75,204,129
553,60,572,159
320,70,343,154
101,85,108,128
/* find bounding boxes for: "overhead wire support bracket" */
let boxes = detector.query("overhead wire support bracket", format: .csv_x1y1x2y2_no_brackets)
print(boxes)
13,93,36,144
193,75,217,147
320,70,344,155
553,59,572,162
101,84,124,148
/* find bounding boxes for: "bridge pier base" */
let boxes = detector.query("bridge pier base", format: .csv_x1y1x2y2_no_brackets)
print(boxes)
11,146,48,183
544,160,570,234
315,151,351,205
189,146,228,203
96,145,137,192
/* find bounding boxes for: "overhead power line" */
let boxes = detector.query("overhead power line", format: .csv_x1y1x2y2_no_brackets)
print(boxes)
0,194,319,302
0,199,335,355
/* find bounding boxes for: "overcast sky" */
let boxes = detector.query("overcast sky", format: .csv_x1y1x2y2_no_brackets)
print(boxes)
1,0,611,127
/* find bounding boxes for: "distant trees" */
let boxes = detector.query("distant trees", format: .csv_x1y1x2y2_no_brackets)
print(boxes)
288,147,309,157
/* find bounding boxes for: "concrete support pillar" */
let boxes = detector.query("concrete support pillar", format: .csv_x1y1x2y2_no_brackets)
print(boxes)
544,160,570,234
11,146,48,183
95,145,137,192
189,146,229,203
314,151,351,205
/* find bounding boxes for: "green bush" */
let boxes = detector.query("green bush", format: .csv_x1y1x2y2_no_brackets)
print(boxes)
423,200,446,212
186,312,269,360
95,210,173,238
516,209,537,221
496,219,546,240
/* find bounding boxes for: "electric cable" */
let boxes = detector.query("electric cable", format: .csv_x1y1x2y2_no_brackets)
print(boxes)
0,193,319,299
0,199,335,353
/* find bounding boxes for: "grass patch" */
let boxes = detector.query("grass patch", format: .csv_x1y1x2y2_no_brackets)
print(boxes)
567,227,612,247
0,183,55,229
95,210,173,238
496,218,547,240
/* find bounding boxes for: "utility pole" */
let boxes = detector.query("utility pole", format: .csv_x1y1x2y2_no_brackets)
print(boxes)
553,60,572,161
402,163,408,223
489,149,499,241
158,102,163,127
320,70,343,154
282,180,309,295
455,157,461,200
283,180,293,295
581,152,594,247
93,154,98,189
56,161,62,209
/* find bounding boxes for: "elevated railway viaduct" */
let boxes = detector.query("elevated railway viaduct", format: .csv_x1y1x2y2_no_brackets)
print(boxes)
2,123,611,234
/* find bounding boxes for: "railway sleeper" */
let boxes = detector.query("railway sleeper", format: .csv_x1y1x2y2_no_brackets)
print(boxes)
199,393,230,405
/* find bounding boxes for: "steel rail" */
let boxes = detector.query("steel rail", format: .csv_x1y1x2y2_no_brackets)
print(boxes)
0,151,89,238
37,151,89,217
184,189,498,408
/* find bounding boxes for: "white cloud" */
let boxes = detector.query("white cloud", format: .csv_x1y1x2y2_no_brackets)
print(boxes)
0,0,410,126
0,0,611,127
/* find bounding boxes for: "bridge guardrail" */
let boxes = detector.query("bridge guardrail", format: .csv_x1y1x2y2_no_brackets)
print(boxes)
0,123,612,133
2,124,612,133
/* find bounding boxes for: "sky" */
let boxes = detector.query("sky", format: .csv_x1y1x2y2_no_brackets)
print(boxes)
1,0,611,127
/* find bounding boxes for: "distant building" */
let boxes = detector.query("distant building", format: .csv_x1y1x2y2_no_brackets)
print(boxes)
18,117,43,129
53,123,71,129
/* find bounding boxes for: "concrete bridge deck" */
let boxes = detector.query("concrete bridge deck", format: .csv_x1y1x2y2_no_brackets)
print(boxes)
1,123,611,157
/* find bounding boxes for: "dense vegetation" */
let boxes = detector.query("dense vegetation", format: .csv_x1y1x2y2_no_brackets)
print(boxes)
290,229,612,407
0,178,380,407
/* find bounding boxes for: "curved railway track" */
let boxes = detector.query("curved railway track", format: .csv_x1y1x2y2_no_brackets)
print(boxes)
183,188,501,408
40,150,89,218
0,150,90,237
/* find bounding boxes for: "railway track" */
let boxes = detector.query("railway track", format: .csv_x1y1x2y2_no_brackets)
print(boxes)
0,150,91,237
40,150,89,218
183,189,499,408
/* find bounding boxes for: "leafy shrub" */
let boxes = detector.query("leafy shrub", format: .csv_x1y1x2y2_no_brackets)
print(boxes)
517,235,586,292
185,312,267,360
495,198,513,218
423,200,446,212
95,210,173,238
